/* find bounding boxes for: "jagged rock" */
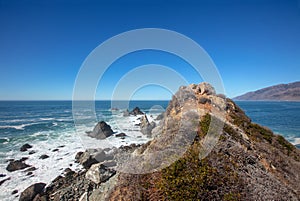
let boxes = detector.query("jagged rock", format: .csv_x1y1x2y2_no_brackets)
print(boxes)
87,121,114,139
123,109,130,117
116,133,127,137
19,182,46,201
6,159,30,172
85,163,116,184
130,107,144,115
140,114,156,137
75,151,98,169
20,144,32,152
39,155,49,160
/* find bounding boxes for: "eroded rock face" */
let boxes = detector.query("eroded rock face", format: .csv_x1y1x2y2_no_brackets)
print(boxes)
87,121,114,139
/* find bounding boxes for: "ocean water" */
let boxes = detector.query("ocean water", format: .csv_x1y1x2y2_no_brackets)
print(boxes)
0,100,299,200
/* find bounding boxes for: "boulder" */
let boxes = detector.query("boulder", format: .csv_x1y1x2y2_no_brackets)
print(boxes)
85,163,116,184
20,144,32,152
140,114,156,137
87,121,114,139
6,159,30,172
19,182,46,201
130,107,144,116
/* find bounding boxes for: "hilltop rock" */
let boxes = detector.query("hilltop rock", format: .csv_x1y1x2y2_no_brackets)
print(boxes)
87,121,114,139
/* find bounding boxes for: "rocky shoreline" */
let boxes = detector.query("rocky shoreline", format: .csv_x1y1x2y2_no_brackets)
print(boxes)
2,83,300,200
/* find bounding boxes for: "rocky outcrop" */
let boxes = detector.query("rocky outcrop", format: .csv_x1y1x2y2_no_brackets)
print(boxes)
6,159,30,172
24,82,300,201
129,107,144,115
87,121,114,139
19,182,46,201
234,81,300,101
75,149,114,169
140,114,156,137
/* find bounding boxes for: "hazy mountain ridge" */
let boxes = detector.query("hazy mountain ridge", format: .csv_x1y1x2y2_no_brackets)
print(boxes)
234,81,300,101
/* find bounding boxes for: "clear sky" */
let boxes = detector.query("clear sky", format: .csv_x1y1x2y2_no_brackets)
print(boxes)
1,0,300,100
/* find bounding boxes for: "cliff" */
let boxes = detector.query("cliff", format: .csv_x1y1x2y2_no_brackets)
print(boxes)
23,82,300,201
234,81,300,101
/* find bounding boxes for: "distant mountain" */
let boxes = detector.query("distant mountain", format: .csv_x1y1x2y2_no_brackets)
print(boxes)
234,81,300,101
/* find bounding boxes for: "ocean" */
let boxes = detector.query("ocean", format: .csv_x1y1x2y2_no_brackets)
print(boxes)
0,100,299,200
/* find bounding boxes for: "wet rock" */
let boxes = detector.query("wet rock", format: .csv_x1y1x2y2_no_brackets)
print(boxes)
130,107,144,116
6,159,30,172
87,121,114,139
0,174,6,177
19,182,46,201
116,133,127,137
26,172,33,176
28,151,36,155
52,148,59,152
39,155,49,160
0,177,10,186
20,144,33,152
12,190,18,195
85,163,116,184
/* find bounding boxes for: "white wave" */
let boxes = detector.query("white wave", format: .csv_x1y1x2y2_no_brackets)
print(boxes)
292,138,300,145
0,125,25,130
39,118,55,121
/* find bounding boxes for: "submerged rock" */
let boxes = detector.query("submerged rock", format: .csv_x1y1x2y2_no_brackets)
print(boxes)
87,121,114,139
116,133,127,137
39,154,49,160
6,159,30,172
20,144,32,152
19,182,46,201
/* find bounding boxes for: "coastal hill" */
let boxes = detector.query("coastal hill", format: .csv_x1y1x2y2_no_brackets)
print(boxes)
20,83,300,200
234,81,300,101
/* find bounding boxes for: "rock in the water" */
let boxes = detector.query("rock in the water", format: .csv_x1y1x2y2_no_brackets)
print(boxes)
140,114,156,137
19,182,46,201
0,174,6,177
52,148,59,152
39,154,49,160
20,144,32,152
87,121,114,139
28,151,36,155
12,190,18,195
116,133,127,137
123,109,130,117
6,159,30,172
0,177,10,186
85,163,116,184
130,107,144,115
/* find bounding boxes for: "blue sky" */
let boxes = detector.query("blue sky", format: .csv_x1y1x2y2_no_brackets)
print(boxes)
0,0,300,100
